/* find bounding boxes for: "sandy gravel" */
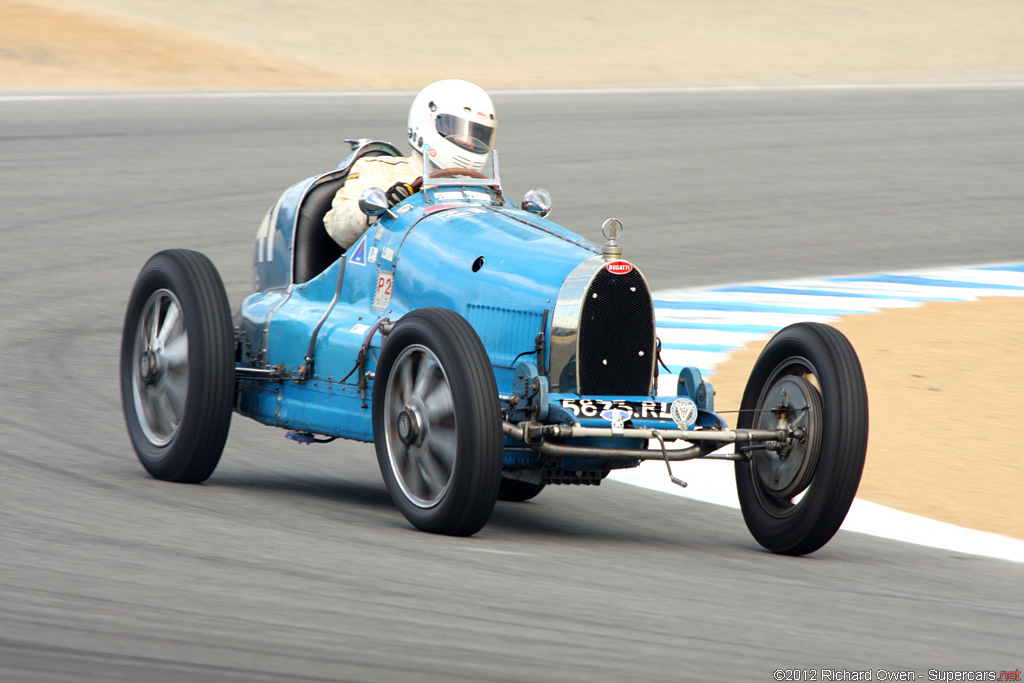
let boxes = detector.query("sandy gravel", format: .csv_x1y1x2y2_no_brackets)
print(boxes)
4,0,1024,90
3,0,1022,539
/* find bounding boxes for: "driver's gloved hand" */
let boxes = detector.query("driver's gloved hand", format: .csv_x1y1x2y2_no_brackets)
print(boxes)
385,181,416,207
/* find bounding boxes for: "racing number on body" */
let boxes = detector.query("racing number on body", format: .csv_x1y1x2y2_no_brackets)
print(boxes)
371,270,394,310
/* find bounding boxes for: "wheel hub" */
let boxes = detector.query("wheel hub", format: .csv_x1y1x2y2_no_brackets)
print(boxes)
140,345,162,384
397,408,416,446
396,400,426,447
753,375,822,498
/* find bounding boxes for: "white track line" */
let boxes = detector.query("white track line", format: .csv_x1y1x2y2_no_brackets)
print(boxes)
611,262,1024,562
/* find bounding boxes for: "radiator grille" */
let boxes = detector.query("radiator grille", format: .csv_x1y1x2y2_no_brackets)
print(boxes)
577,267,655,396
466,304,543,369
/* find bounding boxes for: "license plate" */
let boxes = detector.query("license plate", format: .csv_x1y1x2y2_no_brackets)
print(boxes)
559,398,673,421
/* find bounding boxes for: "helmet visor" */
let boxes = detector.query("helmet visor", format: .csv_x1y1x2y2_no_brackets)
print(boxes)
435,114,495,154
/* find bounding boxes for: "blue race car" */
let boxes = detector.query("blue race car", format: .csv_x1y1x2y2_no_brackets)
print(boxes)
120,139,869,555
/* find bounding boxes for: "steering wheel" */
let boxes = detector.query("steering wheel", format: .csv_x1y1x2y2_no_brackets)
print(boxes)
431,168,490,179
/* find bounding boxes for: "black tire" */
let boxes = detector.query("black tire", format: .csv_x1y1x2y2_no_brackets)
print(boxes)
735,323,868,555
120,249,234,483
372,308,502,536
498,478,546,502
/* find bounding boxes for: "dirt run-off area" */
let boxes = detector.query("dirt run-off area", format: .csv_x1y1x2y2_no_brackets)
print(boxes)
4,0,1024,90
2,0,1023,539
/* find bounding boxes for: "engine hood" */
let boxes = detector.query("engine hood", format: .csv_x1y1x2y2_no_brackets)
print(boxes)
385,191,598,311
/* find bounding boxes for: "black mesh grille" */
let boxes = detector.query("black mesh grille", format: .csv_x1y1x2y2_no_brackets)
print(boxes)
577,266,655,396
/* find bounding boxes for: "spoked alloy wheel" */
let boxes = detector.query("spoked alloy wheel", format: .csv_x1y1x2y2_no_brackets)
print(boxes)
120,249,234,483
131,289,190,446
373,308,502,536
735,323,868,556
383,344,458,508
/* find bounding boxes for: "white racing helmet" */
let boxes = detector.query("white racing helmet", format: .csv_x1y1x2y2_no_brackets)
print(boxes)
407,79,497,171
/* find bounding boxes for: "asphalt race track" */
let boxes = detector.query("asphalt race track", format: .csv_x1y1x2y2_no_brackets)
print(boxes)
2,86,1023,680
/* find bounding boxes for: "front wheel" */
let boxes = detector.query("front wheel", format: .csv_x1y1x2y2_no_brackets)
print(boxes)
120,249,234,483
372,308,502,536
735,323,868,555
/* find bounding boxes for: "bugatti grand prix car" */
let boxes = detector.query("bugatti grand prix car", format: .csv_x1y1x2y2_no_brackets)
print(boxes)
120,139,869,555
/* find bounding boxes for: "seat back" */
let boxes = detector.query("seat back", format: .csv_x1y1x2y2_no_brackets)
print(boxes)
293,178,347,283
292,145,401,283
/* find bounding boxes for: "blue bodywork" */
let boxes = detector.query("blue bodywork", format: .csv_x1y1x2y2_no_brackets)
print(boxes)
234,141,721,476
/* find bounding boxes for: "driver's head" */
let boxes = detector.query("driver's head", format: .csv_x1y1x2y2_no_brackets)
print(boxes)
407,80,496,171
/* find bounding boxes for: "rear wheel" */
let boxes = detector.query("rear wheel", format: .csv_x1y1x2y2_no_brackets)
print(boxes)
120,249,234,483
372,308,502,536
735,323,868,555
